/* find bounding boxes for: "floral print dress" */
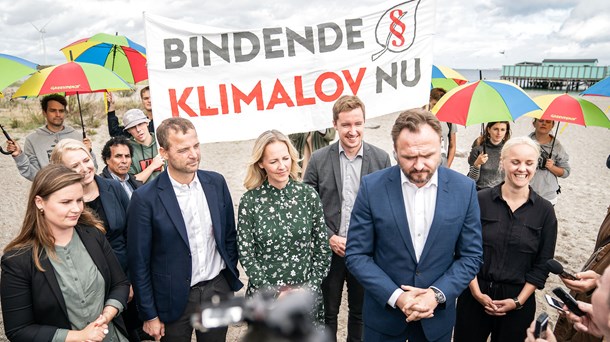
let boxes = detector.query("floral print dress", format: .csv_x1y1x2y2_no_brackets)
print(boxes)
237,178,330,321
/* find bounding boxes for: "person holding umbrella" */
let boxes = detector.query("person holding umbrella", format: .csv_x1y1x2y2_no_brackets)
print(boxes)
467,121,511,190
6,94,97,181
528,119,571,205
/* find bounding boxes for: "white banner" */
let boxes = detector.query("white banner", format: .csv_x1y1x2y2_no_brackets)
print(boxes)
144,0,435,143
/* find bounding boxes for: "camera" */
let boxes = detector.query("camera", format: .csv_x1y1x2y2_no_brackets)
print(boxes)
538,156,548,170
191,288,330,342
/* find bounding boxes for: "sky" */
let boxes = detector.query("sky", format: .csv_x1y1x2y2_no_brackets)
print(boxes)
1,0,610,70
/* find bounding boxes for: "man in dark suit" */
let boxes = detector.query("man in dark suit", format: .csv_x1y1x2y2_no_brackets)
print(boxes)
303,95,390,341
100,136,142,198
345,109,483,342
127,117,242,341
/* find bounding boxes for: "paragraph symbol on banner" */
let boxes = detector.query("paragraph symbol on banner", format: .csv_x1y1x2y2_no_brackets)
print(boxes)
371,0,421,61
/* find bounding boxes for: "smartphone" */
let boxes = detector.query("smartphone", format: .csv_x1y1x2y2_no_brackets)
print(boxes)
534,312,549,339
553,287,585,316
545,294,565,312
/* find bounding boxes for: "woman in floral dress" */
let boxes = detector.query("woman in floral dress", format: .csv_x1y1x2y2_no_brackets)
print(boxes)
237,129,330,321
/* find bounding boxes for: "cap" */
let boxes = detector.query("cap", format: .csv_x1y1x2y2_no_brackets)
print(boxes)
122,109,150,131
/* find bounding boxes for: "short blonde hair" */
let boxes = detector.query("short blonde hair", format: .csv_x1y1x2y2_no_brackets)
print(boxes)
50,138,93,165
243,130,301,190
500,136,541,161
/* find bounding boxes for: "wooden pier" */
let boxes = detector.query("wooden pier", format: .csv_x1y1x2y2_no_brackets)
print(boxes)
501,59,608,91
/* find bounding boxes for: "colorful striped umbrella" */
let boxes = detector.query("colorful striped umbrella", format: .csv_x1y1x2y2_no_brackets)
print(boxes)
13,61,132,137
431,65,468,91
526,94,610,128
431,80,540,126
13,61,132,97
60,33,147,84
0,53,39,97
581,76,610,97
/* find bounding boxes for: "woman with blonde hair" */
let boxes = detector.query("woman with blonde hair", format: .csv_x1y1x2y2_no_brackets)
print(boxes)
50,139,130,272
1,164,129,342
455,136,557,342
238,130,330,321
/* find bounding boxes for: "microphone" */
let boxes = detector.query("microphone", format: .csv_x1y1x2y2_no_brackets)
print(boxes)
546,259,579,281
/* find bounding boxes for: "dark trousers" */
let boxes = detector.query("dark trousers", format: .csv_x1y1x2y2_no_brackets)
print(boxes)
322,253,364,342
363,321,452,342
162,273,232,342
123,298,149,341
454,281,535,342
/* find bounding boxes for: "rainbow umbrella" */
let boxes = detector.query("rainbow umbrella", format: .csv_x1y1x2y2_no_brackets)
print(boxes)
61,32,147,84
431,80,540,126
431,65,468,91
0,53,39,98
581,76,610,97
525,93,610,157
14,61,132,137
526,94,610,128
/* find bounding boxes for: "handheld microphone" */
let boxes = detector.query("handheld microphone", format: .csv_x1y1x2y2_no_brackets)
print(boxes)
546,259,579,281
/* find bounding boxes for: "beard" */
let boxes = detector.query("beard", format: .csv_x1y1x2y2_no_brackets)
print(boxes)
406,169,433,185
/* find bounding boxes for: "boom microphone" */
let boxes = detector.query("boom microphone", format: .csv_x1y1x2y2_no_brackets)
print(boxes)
546,259,579,281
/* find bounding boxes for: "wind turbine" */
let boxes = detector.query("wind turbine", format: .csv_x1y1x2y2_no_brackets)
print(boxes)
30,20,52,65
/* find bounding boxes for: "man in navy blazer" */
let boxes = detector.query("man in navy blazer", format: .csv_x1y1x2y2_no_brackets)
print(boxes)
127,117,242,342
345,109,483,342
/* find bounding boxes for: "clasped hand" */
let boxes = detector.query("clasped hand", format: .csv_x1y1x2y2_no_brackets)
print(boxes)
474,293,516,316
395,285,438,322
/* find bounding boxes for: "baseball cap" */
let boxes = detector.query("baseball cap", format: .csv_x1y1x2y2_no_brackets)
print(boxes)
122,109,150,131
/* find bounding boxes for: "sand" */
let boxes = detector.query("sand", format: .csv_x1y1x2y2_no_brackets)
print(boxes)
0,95,608,341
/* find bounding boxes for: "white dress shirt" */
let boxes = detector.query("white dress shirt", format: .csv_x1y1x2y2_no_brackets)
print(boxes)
401,170,438,262
168,170,225,286
388,170,439,307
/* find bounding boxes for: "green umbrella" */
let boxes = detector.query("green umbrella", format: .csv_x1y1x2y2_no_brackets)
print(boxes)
0,53,39,97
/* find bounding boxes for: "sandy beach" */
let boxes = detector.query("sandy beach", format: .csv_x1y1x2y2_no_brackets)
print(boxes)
0,93,608,341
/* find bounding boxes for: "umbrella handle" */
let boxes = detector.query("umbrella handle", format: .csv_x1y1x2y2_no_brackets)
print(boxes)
0,124,14,155
549,124,559,158
75,93,86,139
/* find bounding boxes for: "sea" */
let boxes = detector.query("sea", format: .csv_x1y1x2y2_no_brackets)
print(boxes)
455,68,586,98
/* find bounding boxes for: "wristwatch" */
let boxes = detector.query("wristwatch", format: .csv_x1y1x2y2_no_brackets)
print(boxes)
513,297,523,310
430,287,446,304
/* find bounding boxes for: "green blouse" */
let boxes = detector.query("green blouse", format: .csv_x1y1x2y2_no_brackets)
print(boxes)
49,232,127,342
237,179,330,317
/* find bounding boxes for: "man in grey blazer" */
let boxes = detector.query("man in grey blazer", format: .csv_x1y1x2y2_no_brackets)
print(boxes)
304,95,391,341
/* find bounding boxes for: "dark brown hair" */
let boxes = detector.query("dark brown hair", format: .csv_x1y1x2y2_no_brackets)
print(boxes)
391,108,442,147
4,164,104,271
156,117,196,149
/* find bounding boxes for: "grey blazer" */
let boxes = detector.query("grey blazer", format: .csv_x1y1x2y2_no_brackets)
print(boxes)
303,141,391,237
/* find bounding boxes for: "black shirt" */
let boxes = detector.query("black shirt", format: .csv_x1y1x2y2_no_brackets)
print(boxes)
477,184,557,289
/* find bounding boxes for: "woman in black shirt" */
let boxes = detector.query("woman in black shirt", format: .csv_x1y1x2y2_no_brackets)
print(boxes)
454,136,558,342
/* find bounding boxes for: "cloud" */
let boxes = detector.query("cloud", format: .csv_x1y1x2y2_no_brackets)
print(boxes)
0,0,609,70
482,0,578,16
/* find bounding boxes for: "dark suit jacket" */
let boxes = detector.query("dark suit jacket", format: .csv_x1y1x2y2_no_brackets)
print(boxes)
303,141,391,237
345,166,483,340
127,170,243,323
1,225,129,342
100,165,143,193
95,175,131,272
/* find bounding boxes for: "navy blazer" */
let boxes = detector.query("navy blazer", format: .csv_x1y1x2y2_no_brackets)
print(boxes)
345,166,483,340
95,175,130,272
1,225,129,342
127,170,243,323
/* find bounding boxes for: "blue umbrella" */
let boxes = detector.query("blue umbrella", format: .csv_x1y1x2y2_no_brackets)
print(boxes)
581,76,610,97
